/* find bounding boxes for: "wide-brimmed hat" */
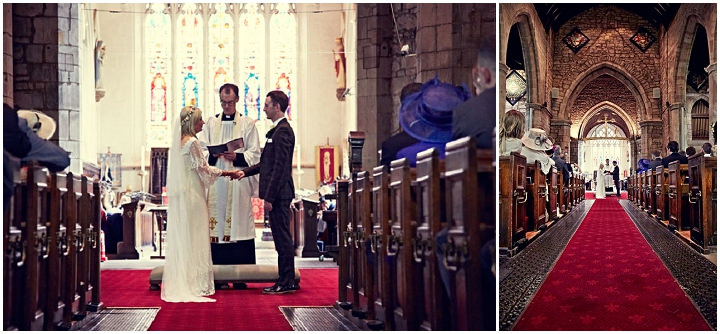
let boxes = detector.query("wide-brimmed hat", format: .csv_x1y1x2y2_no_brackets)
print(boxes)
17,109,56,140
399,77,470,143
521,128,553,151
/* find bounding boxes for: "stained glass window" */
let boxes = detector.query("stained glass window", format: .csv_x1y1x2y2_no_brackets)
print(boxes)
177,4,203,108
208,3,233,116
270,3,297,120
145,3,298,148
238,3,266,119
145,3,170,147
588,123,625,138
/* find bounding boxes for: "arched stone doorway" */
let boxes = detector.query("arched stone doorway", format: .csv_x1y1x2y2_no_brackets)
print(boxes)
577,104,635,185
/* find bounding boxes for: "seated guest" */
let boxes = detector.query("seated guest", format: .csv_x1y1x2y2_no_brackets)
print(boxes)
16,108,71,172
452,45,495,149
499,109,524,156
552,148,570,185
396,77,470,167
648,150,663,170
685,146,696,158
661,140,688,167
520,128,555,174
702,142,713,157
380,82,422,169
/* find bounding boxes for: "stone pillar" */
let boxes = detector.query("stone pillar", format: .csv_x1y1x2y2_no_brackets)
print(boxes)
705,62,717,142
12,4,80,172
356,4,393,169
550,119,572,153
639,120,664,159
499,62,508,119
529,102,550,134
666,102,683,144
4,4,13,105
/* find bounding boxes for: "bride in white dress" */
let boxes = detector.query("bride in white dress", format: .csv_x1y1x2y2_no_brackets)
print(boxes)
162,106,240,302
595,163,606,199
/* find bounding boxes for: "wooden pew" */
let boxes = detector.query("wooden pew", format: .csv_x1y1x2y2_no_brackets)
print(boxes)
60,173,82,328
87,180,103,312
499,152,527,251
351,171,373,320
687,154,717,252
18,164,47,331
628,174,634,202
335,179,351,310
387,158,419,330
412,149,448,330
557,170,566,213
369,166,392,330
668,162,690,231
654,167,669,222
442,138,493,330
645,170,655,215
43,172,66,330
525,161,547,232
639,171,646,209
567,174,574,209
547,166,558,222
5,166,26,330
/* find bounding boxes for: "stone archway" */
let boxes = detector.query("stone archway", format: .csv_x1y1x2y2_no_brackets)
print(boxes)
576,102,636,179
499,11,545,128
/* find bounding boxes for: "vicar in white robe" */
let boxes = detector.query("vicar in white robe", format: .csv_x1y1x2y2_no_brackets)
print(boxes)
200,83,261,264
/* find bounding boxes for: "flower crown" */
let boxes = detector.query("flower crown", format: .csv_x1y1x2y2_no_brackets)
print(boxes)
181,107,196,126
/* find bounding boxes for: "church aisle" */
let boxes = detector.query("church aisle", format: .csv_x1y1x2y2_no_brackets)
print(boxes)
513,197,711,331
100,268,338,331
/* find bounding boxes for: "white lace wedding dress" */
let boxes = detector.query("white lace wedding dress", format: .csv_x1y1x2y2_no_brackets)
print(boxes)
595,167,606,199
161,137,221,302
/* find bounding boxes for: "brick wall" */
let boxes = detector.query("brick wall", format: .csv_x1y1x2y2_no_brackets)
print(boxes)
552,5,661,122
568,75,637,132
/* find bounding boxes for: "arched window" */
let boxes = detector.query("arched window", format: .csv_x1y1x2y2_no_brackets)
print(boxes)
587,123,626,139
691,99,709,140
144,3,298,148
145,3,171,148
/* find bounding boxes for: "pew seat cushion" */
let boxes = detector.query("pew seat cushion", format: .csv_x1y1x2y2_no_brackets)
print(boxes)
149,264,300,285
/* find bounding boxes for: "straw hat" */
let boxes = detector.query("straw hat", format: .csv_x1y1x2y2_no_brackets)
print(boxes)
521,128,553,151
17,109,56,140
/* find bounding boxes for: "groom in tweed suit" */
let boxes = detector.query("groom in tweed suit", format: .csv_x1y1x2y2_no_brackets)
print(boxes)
241,90,297,294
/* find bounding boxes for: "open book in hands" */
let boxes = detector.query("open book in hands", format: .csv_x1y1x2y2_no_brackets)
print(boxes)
207,137,244,156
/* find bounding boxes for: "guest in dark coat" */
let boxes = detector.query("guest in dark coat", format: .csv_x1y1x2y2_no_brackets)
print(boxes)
452,46,496,149
661,140,688,167
648,150,663,171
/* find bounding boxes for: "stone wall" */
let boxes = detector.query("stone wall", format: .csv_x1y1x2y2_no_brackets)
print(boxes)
553,5,661,123
568,75,638,134
12,3,81,171
357,3,494,168
4,4,12,105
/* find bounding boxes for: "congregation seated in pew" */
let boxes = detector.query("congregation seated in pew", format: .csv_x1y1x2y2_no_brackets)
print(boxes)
335,136,494,331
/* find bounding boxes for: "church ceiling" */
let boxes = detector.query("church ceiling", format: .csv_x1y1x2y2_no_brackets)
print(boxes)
534,4,680,32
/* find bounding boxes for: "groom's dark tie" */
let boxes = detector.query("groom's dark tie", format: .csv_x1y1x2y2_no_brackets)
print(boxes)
266,127,276,139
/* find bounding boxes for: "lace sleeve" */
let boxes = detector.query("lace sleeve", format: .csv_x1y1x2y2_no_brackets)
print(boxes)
188,139,223,188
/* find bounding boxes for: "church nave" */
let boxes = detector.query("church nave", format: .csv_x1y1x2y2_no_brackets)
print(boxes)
500,195,715,331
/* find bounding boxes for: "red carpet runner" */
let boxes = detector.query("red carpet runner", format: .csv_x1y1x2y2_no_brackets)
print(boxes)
514,197,710,330
101,268,338,331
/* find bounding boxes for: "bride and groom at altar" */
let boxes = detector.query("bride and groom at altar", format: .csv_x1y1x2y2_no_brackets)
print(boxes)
594,159,620,199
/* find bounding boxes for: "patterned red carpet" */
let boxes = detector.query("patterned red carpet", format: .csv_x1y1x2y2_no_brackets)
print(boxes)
514,196,710,330
100,268,338,330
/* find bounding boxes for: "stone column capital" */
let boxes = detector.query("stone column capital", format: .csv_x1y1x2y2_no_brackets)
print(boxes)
550,119,573,127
